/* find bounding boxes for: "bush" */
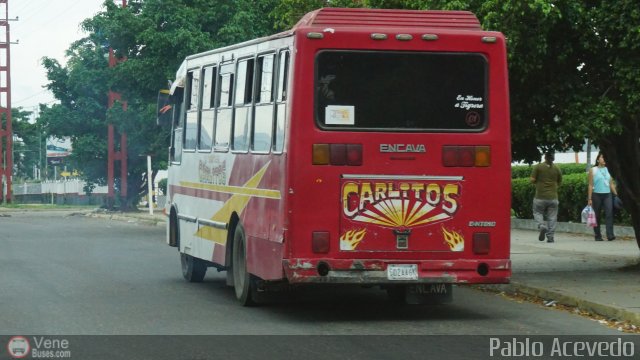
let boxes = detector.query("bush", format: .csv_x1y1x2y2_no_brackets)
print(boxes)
511,163,589,179
511,177,535,218
511,165,534,179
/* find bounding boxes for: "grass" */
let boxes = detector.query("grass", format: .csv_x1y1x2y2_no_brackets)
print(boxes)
0,203,97,211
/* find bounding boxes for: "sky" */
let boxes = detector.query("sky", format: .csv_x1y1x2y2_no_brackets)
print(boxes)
9,0,107,116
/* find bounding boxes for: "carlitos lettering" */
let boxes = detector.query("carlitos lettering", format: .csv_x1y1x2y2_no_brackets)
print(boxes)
489,337,635,358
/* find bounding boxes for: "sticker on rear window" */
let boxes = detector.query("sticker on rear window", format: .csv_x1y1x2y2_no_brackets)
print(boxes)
325,105,354,125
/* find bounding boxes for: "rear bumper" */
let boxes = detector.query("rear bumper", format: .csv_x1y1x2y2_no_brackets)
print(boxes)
283,258,511,284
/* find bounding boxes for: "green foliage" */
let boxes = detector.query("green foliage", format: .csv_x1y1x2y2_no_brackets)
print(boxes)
557,173,589,222
510,165,533,180
10,108,44,181
39,0,280,209
558,163,590,177
511,163,588,179
511,177,534,219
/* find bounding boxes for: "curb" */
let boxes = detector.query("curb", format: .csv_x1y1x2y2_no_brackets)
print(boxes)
511,218,636,238
481,282,640,327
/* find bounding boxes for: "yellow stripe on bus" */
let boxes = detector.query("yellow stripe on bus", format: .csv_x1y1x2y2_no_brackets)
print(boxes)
193,161,278,244
179,182,281,199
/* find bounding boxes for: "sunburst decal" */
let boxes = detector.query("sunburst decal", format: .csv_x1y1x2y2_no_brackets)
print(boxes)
442,226,464,252
340,229,367,250
352,198,451,228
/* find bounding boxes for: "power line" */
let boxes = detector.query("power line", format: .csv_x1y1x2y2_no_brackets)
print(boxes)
12,89,50,105
13,1,85,42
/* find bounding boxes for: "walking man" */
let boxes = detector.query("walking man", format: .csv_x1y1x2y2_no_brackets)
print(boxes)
530,152,562,243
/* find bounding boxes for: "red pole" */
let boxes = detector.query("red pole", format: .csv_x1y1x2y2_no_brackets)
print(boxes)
106,0,127,208
120,132,127,198
107,124,114,198
0,0,13,203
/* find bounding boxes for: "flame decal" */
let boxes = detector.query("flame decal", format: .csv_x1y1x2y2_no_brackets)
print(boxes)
352,198,450,228
442,226,464,252
340,229,367,251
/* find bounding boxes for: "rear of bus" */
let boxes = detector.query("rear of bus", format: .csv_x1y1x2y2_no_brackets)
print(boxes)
282,9,511,295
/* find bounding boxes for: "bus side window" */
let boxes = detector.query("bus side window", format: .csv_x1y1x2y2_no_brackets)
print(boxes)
170,87,185,163
252,54,275,153
232,58,254,152
172,126,183,163
215,64,234,150
183,69,200,150
199,65,217,151
274,50,289,153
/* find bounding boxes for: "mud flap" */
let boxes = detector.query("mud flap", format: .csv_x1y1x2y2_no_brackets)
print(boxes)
404,283,453,304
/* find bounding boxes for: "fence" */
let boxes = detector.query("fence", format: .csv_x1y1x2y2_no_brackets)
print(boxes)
12,180,108,206
11,180,166,208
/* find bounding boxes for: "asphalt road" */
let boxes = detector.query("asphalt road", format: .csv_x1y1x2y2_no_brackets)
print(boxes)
0,211,632,359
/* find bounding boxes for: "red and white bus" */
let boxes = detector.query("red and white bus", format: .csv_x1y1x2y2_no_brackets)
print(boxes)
158,7,511,305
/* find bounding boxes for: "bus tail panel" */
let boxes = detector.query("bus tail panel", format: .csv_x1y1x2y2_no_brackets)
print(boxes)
282,258,511,284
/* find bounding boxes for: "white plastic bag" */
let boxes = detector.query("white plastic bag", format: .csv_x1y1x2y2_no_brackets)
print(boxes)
586,206,597,228
581,205,591,224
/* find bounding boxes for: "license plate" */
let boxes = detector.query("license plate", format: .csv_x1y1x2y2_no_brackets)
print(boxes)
387,264,418,280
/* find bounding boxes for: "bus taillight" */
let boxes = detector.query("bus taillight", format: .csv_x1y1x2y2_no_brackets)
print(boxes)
475,146,491,167
346,144,363,165
473,233,490,254
442,145,491,167
312,231,330,253
313,144,362,166
312,144,330,165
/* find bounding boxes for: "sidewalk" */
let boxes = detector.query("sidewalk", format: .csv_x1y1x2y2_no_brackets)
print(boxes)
505,225,640,327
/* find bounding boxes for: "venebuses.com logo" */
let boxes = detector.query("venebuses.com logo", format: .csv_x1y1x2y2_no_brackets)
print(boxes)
6,336,30,359
5,336,72,359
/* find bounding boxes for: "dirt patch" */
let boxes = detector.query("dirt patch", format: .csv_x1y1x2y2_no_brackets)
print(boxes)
477,286,640,334
618,262,640,272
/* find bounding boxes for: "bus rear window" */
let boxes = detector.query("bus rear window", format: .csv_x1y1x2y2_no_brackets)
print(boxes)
315,51,487,131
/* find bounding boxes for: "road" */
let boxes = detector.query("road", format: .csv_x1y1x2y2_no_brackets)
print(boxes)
0,211,632,359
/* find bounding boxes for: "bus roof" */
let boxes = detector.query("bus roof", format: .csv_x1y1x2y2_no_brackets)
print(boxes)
293,7,482,31
175,7,485,84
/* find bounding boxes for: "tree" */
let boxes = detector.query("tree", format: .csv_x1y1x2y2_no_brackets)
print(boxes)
272,0,640,249
472,0,640,249
272,0,365,29
39,0,280,209
10,108,45,181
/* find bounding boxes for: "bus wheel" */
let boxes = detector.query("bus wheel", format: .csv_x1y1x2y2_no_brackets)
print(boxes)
169,213,179,247
232,223,256,306
181,253,207,282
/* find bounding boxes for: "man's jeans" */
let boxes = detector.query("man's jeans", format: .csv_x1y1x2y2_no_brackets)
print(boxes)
533,198,559,240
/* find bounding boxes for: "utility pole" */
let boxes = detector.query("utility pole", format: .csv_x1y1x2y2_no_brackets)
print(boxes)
146,155,153,215
0,0,17,204
106,0,128,209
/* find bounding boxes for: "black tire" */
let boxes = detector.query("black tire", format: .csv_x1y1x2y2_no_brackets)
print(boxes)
169,213,179,247
232,223,256,306
181,253,207,282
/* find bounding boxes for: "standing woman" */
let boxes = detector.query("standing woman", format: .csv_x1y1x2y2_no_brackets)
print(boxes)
587,152,618,241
